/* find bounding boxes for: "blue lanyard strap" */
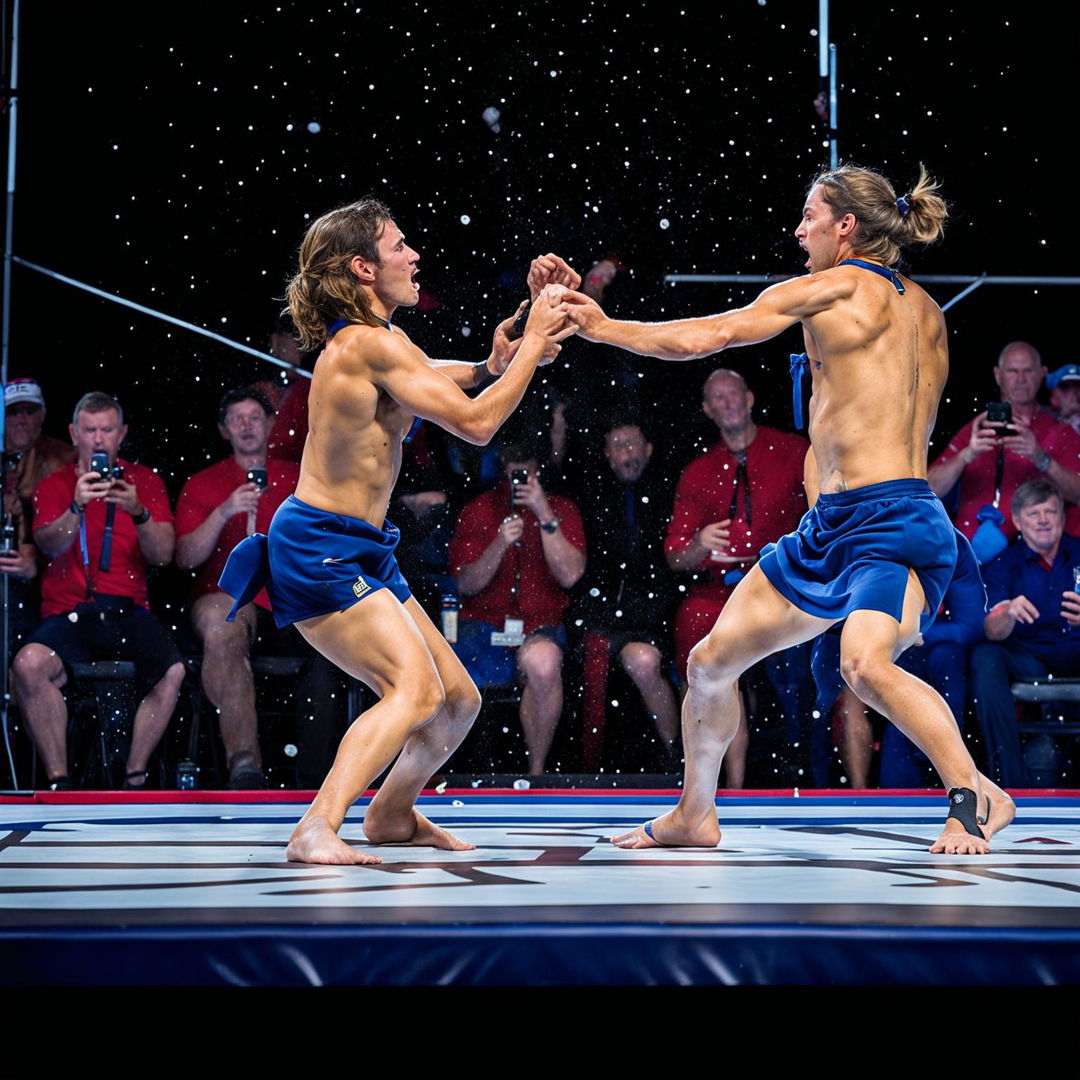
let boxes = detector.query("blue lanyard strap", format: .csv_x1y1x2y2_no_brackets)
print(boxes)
790,352,810,431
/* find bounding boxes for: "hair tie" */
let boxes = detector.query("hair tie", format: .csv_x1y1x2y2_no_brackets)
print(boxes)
896,195,911,217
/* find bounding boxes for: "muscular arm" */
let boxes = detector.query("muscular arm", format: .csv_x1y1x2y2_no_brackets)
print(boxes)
564,274,849,361
373,291,573,445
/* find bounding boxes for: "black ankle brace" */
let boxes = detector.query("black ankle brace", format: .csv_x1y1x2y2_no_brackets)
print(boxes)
947,787,984,838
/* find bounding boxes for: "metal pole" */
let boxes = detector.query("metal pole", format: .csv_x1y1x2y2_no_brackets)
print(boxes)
1,0,19,791
829,43,838,168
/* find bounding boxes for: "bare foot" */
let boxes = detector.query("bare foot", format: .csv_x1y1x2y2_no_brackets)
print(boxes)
929,776,1016,855
929,818,991,855
611,810,721,849
978,773,1017,839
286,815,382,865
364,808,475,851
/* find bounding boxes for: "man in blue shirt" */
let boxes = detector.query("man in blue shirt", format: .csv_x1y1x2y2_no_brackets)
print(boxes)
971,477,1080,786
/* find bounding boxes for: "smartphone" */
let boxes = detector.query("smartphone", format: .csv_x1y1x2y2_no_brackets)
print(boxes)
509,467,529,505
247,467,269,490
986,401,1014,434
89,451,118,479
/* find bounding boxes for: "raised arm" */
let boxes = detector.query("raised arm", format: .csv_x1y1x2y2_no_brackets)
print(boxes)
562,273,851,361
374,286,576,445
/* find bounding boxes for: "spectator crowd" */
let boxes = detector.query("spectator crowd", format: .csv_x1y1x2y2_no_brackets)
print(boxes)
4,330,1080,792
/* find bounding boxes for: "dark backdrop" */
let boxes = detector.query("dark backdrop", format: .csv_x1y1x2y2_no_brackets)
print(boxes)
5,1,1078,492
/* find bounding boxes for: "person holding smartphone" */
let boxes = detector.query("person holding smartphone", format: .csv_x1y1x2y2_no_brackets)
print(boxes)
928,341,1080,543
12,391,184,790
449,444,586,776
175,385,304,789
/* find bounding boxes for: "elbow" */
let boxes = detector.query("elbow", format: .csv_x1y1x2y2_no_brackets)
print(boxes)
461,419,498,446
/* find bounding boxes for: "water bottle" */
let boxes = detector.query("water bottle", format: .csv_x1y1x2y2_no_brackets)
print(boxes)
176,759,198,791
441,592,458,643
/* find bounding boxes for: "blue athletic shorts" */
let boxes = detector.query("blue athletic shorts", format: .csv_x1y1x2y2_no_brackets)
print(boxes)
759,478,956,632
219,495,411,628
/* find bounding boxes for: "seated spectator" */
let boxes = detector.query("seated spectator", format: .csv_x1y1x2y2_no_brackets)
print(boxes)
928,341,1080,557
665,368,814,786
266,313,315,464
971,478,1080,787
12,392,185,790
174,386,302,789
449,442,586,775
1048,364,1080,436
571,417,679,768
2,379,75,647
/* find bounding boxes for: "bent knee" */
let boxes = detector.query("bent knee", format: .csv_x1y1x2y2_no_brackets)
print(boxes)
12,644,62,688
839,650,890,696
519,640,563,684
620,642,662,681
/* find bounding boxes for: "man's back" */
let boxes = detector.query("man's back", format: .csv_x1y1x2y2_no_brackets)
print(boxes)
805,264,948,494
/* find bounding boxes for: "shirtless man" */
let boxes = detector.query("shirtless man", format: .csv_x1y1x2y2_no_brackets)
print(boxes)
220,198,577,864
562,164,1015,854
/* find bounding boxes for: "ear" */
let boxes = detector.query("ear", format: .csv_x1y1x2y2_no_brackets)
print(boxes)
349,254,376,283
68,422,77,445
746,390,755,411
837,213,857,237
644,442,654,462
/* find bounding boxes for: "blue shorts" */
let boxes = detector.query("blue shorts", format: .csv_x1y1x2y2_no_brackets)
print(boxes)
266,496,411,627
759,478,956,632
218,495,412,628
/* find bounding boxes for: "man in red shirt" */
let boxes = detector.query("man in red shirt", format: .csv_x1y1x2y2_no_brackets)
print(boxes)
12,392,185,790
665,368,813,786
175,386,302,788
449,443,586,776
928,340,1080,547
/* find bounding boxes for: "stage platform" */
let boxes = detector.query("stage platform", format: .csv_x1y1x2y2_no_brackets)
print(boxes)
1,788,1078,989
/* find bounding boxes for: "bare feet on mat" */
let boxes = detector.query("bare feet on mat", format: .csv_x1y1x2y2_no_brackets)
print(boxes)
364,808,475,851
286,815,383,865
610,809,721,849
929,776,1015,854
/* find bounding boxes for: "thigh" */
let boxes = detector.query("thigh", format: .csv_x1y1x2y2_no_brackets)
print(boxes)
841,569,925,666
400,594,478,703
697,564,836,672
294,588,441,697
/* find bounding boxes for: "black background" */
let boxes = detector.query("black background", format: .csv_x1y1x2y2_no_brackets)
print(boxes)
5,1,1078,490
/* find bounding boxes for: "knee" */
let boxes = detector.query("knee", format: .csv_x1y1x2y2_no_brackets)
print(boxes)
520,641,563,687
839,649,888,698
686,634,735,687
411,677,448,729
620,642,661,684
12,644,59,693
201,621,250,664
155,662,187,698
446,681,482,726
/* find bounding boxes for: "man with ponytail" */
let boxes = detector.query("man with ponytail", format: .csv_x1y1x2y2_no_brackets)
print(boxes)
221,198,578,864
563,163,1015,854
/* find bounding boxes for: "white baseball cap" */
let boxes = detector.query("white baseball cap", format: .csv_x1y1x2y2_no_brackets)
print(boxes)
4,378,44,409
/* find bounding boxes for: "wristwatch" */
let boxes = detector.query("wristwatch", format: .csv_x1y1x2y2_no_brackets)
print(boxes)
540,517,560,534
1036,450,1052,473
131,506,152,525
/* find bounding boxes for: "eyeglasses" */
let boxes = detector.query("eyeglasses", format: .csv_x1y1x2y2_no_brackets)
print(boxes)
5,404,42,417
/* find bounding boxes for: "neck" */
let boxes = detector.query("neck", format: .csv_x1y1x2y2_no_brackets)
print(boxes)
1011,400,1038,422
234,450,265,471
1033,540,1061,566
721,421,757,454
